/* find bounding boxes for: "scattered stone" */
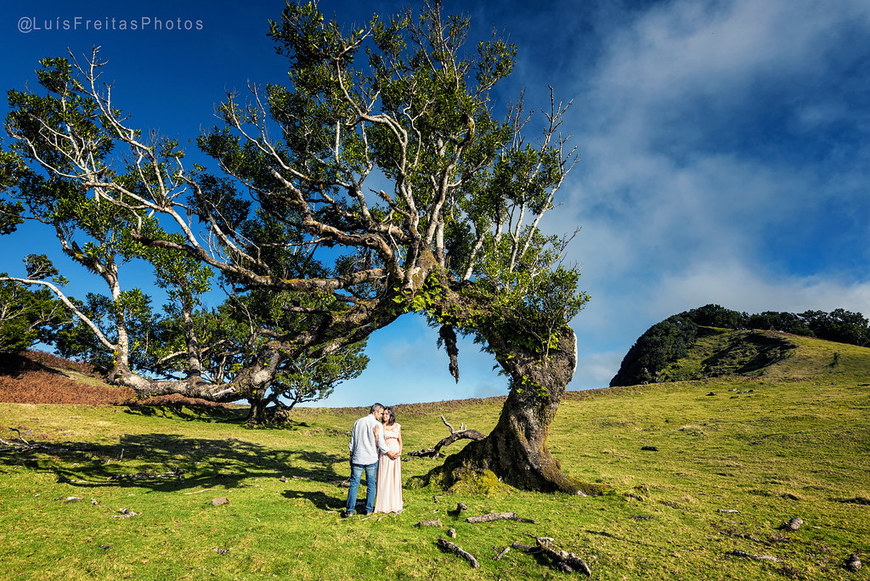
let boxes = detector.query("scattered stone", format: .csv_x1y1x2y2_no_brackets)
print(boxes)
447,528,457,538
211,497,230,506
706,392,716,396
845,554,862,572
631,515,654,520
779,517,803,531
641,446,658,451
58,496,84,503
90,498,99,505
448,502,468,517
98,544,111,551
279,475,288,483
718,509,741,514
416,519,442,528
213,547,229,555
432,495,438,503
112,508,140,518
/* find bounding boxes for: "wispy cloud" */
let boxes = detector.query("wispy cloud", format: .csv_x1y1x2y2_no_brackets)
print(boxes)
556,0,870,387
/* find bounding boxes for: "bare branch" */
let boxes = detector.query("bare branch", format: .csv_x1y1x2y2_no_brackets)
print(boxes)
0,276,117,352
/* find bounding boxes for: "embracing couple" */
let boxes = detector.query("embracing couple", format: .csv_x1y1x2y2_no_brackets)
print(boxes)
342,403,403,517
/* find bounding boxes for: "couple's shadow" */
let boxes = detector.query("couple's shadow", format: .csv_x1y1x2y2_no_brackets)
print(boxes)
281,482,374,512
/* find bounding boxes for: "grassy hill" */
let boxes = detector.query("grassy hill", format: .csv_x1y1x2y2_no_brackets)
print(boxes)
0,336,868,580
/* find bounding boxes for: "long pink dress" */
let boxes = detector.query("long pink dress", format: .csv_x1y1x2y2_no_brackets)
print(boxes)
374,423,403,513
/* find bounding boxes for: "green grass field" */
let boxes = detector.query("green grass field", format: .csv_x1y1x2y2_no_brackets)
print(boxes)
1,333,868,580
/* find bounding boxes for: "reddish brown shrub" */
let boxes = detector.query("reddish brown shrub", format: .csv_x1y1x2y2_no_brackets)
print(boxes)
0,369,135,404
0,350,132,405
0,351,235,409
23,350,97,376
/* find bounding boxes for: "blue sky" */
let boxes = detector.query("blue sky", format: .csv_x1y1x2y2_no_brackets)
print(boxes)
2,0,869,407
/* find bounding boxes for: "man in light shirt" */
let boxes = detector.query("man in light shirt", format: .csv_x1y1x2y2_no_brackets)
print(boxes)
342,403,395,517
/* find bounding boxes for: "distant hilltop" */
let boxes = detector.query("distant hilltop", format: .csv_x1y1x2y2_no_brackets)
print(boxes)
610,304,870,387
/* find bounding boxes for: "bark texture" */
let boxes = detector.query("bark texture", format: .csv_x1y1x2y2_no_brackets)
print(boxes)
438,324,583,493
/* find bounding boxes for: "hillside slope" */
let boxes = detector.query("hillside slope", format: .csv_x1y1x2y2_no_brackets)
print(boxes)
0,351,228,409
0,351,134,405
610,323,869,387
610,303,870,387
655,328,798,382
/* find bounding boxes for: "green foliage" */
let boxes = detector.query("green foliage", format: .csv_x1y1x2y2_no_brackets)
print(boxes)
612,304,870,386
0,150,25,235
799,308,870,346
271,340,369,410
610,315,699,386
0,278,70,353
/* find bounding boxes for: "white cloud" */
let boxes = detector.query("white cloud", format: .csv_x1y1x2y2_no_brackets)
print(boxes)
595,0,870,114
573,350,625,389
568,261,870,391
652,261,870,317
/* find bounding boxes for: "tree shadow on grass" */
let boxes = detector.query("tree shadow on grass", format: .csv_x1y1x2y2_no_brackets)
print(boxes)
122,403,248,425
0,433,344,493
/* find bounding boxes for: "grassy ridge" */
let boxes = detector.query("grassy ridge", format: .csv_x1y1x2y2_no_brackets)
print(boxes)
0,334,868,579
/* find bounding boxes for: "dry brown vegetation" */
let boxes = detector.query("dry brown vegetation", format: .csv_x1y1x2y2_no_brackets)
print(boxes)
0,350,132,405
0,351,230,409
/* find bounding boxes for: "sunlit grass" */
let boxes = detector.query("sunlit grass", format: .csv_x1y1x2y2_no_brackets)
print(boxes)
1,335,868,579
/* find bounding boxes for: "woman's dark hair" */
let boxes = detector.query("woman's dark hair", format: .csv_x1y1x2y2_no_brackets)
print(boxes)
383,407,396,426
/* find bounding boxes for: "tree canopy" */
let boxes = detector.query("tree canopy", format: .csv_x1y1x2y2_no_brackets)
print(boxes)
1,1,587,489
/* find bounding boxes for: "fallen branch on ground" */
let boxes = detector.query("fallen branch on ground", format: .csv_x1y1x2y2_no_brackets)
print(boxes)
511,535,592,576
8,427,29,445
466,511,536,524
447,502,468,517
493,546,511,561
437,538,479,568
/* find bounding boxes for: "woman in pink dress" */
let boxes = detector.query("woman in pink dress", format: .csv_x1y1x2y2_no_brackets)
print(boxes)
374,407,403,513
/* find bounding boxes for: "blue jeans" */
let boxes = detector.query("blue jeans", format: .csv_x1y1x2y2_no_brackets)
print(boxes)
346,461,378,514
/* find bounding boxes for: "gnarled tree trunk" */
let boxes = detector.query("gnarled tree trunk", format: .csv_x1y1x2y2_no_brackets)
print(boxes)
438,324,583,494
109,343,285,406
